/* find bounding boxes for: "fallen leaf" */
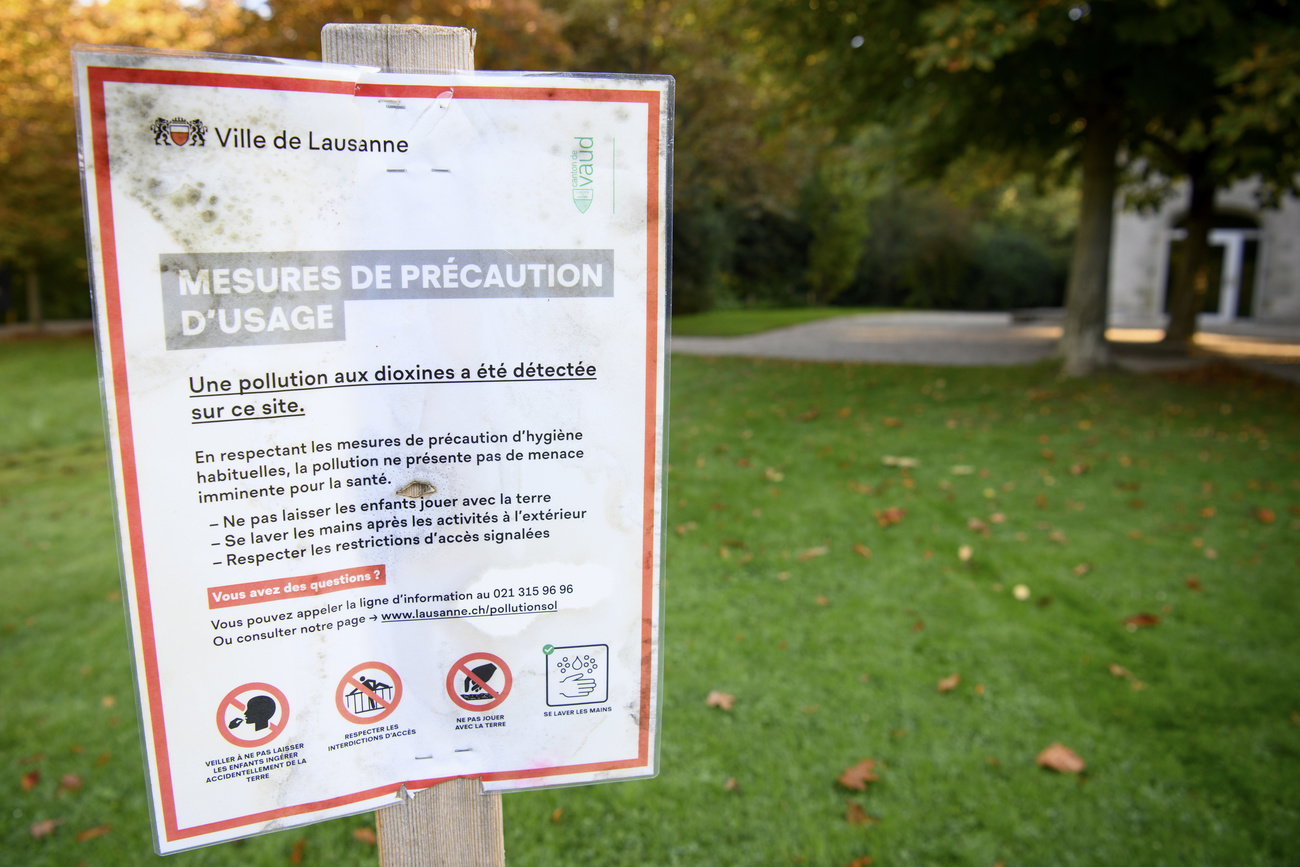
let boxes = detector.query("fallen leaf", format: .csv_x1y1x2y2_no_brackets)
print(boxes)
801,705,821,714
911,620,925,632
967,517,989,533
353,826,377,845
1072,563,1092,576
799,546,829,561
951,465,975,475
1186,576,1202,591
853,544,872,559
100,695,116,709
551,806,564,823
76,824,111,842
1049,530,1067,544
1035,494,1049,510
975,684,985,695
874,507,906,527
96,753,111,766
764,467,784,482
938,673,961,693
1124,613,1160,629
958,545,973,563
882,455,919,468
30,818,61,840
1257,507,1277,525
1013,584,1031,601
891,729,908,738
1036,743,1085,774
20,753,44,765
845,801,879,826
882,417,902,427
723,777,740,793
58,774,82,793
837,407,852,418
1131,680,1147,691
21,770,40,791
290,837,306,864
1200,506,1216,518
797,408,820,421
69,744,84,754
990,512,1006,523
1109,664,1131,678
1069,463,1090,476
815,595,830,607
1290,711,1299,727
706,690,735,711
847,857,874,867
837,759,879,791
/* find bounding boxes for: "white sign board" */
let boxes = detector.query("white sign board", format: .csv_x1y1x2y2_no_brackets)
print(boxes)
73,47,670,854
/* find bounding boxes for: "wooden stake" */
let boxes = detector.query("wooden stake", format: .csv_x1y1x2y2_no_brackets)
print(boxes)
321,24,503,866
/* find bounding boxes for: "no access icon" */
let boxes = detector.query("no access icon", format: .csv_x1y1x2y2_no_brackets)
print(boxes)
335,662,403,725
216,682,289,748
445,652,511,713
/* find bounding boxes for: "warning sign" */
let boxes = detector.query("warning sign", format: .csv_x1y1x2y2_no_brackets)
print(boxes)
446,652,512,712
217,683,289,748
75,46,669,854
335,662,402,725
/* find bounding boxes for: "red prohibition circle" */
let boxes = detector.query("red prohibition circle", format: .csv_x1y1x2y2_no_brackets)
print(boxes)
216,682,290,748
335,661,403,725
445,652,512,713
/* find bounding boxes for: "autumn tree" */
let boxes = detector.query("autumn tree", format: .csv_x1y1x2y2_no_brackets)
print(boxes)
0,0,252,323
741,0,1291,375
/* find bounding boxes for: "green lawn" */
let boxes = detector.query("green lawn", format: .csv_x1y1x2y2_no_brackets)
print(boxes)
3,338,1298,865
671,307,893,337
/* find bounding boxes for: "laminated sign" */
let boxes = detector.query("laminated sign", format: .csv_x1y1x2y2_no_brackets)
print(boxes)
73,47,671,853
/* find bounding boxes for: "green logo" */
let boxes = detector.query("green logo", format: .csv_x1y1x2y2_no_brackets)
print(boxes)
571,136,595,213
543,644,555,656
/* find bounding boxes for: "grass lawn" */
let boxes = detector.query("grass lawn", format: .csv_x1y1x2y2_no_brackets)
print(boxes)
671,307,893,337
3,337,1299,865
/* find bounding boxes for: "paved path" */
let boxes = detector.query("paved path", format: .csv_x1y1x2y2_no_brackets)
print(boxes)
671,311,1300,383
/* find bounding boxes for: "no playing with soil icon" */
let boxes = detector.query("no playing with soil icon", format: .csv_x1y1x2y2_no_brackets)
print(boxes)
445,652,512,712
546,644,608,706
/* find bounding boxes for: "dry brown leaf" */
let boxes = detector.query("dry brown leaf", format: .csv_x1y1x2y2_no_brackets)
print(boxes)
706,690,735,712
1069,463,1090,476
1200,506,1217,518
874,507,906,527
723,777,740,792
1257,507,1277,525
96,752,111,766
845,801,879,826
100,695,116,709
799,546,829,561
958,545,973,563
937,673,961,694
1035,494,1049,510
837,759,879,791
815,595,830,607
551,806,564,823
76,824,111,842
1123,613,1161,629
353,826,377,845
29,818,61,840
847,857,874,867
882,417,902,428
1072,563,1092,576
911,620,925,632
58,774,82,793
1108,664,1131,679
289,838,306,864
1186,576,1202,592
990,512,1007,523
1036,743,1086,774
975,684,985,695
21,770,39,792
853,544,872,559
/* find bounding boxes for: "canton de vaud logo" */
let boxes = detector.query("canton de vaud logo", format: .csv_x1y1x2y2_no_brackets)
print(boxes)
570,136,595,213
150,117,207,147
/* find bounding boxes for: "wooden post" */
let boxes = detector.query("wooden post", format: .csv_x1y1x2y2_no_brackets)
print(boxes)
321,24,504,867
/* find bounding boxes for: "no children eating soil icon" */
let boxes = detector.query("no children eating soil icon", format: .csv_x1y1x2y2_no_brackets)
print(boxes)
446,652,512,712
217,682,289,748
335,662,402,725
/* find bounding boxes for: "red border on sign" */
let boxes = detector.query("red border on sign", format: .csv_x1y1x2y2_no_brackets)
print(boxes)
84,62,664,844
335,662,403,725
445,652,512,712
216,682,290,748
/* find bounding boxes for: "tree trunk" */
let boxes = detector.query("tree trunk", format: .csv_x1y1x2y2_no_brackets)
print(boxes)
25,268,43,331
1061,105,1122,377
1161,158,1215,351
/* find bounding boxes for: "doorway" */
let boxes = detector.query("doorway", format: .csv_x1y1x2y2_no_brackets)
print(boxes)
1163,213,1262,321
